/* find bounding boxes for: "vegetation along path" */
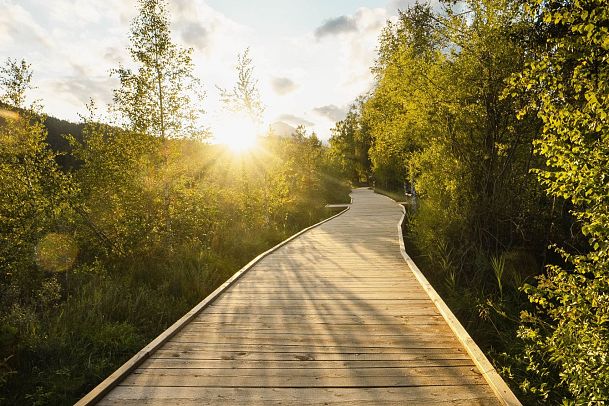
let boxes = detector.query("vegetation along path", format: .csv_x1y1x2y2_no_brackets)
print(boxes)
79,188,520,405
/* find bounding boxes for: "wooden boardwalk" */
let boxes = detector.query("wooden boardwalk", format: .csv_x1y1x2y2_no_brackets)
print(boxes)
80,188,520,405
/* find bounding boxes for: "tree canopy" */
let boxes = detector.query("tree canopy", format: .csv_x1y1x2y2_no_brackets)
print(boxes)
330,0,609,402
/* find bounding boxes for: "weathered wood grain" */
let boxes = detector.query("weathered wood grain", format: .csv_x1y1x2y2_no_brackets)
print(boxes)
97,386,500,405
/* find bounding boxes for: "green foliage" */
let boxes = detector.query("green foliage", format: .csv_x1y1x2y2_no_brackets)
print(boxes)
0,59,32,109
112,0,206,140
328,98,372,186
510,0,609,401
0,58,77,398
358,0,553,285
490,255,506,299
218,47,265,123
338,0,609,402
0,1,350,404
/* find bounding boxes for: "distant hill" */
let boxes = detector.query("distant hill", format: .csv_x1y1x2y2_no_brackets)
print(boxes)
0,102,83,168
44,115,84,168
7,111,305,169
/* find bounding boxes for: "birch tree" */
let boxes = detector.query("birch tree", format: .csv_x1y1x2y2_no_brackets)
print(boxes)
112,0,206,140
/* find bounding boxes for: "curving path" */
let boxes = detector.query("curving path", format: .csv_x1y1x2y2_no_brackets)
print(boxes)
80,188,519,405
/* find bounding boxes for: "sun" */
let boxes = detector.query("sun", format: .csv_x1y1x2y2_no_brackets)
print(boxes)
213,112,260,153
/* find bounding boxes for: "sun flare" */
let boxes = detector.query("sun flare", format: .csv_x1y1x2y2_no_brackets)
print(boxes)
213,113,260,153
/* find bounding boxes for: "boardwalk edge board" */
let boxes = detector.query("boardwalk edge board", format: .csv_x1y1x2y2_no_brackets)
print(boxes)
76,203,351,406
387,193,522,406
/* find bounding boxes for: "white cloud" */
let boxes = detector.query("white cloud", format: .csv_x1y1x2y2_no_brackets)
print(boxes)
314,7,387,40
169,1,248,55
48,0,102,26
315,15,358,39
313,105,348,122
0,3,53,49
2,0,394,141
270,76,298,95
181,22,210,50
277,113,314,127
47,76,117,107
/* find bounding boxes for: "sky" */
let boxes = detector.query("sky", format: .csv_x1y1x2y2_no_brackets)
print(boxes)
0,0,421,141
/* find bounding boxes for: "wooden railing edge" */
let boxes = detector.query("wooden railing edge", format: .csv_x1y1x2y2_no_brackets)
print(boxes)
390,200,522,406
75,203,352,406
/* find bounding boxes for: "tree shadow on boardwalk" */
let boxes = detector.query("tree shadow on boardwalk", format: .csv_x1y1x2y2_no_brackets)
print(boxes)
98,189,500,405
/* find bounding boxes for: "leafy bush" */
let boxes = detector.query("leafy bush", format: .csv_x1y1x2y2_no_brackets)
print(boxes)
511,0,609,401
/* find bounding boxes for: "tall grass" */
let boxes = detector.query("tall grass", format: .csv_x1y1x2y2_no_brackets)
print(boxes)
490,255,506,299
4,250,233,405
1,197,344,405
397,195,544,403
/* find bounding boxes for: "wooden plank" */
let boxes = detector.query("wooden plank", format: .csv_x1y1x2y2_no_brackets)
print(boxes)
120,372,488,387
184,322,452,332
180,320,454,334
144,351,471,363
228,284,425,289
209,296,437,303
173,333,459,344
203,307,441,315
200,309,441,316
207,295,433,301
99,386,500,405
146,347,474,369
230,276,417,282
222,285,427,291
169,336,463,348
152,342,471,356
147,357,474,366
99,398,497,406
208,299,438,307
132,366,482,378
391,197,522,406
220,292,430,297
83,189,515,406
190,313,448,325
230,281,422,286
75,206,351,406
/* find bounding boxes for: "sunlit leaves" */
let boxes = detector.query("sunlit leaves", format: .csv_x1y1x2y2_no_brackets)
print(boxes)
328,99,372,185
512,0,609,401
217,48,265,124
112,0,206,140
0,58,76,357
0,59,33,109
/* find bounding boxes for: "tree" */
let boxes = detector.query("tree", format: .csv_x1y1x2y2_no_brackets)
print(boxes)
328,99,372,185
217,47,265,123
112,0,205,140
362,0,554,260
0,59,32,109
67,102,158,259
107,0,210,251
0,59,75,388
513,0,609,401
0,58,75,278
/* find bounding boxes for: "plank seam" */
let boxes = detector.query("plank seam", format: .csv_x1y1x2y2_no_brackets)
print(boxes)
381,193,522,406
75,203,351,405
